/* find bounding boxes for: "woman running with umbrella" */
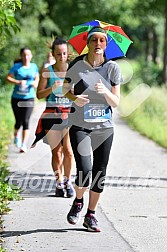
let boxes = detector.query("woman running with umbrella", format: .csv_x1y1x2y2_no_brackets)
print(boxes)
63,26,123,232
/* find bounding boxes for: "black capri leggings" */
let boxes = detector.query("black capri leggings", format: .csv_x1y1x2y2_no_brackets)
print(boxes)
69,126,114,193
11,98,34,130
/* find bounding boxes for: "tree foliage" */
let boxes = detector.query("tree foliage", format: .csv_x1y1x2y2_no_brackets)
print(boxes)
0,0,167,85
0,0,21,49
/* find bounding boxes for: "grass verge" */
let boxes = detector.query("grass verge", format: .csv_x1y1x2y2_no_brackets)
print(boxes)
0,85,22,251
119,86,167,149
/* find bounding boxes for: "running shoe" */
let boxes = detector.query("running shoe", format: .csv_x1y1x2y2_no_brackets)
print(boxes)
20,144,27,153
64,180,74,198
83,213,101,232
14,137,22,148
67,200,83,225
55,183,65,197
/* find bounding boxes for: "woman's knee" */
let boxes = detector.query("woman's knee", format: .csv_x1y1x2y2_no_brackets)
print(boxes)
22,120,29,130
91,168,106,193
90,180,105,193
52,148,62,160
63,148,73,159
75,168,92,187
15,122,21,129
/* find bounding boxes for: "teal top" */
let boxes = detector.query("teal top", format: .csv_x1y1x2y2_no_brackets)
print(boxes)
9,62,39,99
46,65,72,107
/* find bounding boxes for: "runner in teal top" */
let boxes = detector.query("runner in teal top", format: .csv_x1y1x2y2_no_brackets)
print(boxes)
33,38,74,198
6,47,39,153
9,61,38,99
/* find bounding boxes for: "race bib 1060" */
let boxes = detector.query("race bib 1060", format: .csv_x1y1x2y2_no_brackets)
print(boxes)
84,103,111,122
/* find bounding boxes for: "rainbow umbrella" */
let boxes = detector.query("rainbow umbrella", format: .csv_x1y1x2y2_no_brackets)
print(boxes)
68,19,133,59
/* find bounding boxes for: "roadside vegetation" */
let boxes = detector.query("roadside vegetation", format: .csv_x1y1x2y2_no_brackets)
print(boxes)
120,86,167,148
119,60,167,149
0,86,22,251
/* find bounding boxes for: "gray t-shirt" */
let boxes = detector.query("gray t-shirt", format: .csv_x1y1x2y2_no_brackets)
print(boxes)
65,55,122,130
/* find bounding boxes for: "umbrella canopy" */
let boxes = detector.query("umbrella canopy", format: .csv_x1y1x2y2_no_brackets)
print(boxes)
68,19,133,60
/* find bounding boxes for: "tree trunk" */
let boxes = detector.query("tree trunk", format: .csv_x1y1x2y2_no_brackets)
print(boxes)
152,28,158,64
145,29,153,63
162,3,167,86
145,31,150,63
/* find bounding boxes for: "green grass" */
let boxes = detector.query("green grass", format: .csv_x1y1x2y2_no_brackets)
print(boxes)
119,86,167,148
0,85,22,251
0,247,6,252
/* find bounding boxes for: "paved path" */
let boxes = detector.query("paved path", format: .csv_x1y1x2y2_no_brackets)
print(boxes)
2,101,167,252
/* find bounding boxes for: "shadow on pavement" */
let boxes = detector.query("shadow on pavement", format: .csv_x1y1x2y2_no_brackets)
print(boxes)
2,227,87,238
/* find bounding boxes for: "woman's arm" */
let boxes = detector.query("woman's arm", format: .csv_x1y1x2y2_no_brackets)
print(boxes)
6,73,21,85
31,73,39,88
63,80,90,107
104,84,120,108
62,81,76,101
95,79,120,108
36,68,52,99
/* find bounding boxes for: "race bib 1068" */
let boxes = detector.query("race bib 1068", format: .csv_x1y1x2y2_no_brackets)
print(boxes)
84,103,111,122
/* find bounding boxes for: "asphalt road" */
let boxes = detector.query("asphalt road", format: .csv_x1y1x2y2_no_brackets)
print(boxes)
2,101,167,252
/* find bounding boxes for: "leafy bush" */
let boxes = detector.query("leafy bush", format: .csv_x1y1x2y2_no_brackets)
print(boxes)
0,0,22,49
